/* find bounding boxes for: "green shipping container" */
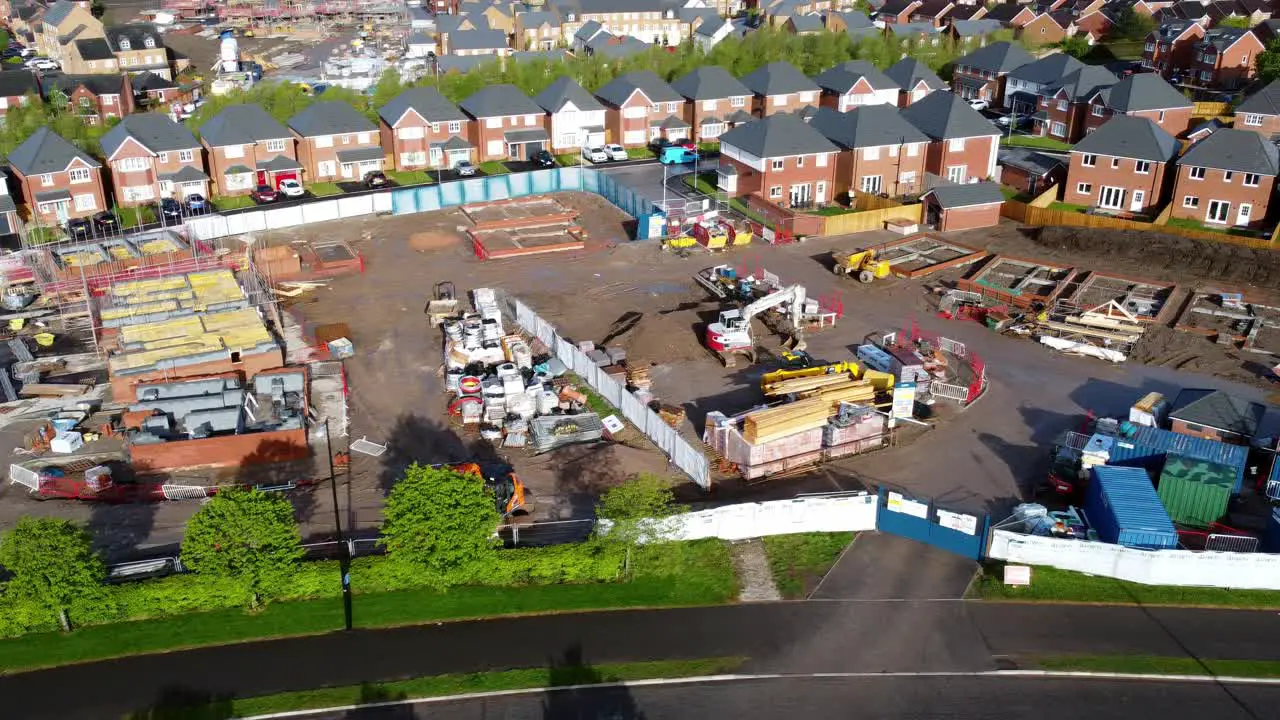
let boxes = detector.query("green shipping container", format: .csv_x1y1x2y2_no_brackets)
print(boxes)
1156,454,1233,528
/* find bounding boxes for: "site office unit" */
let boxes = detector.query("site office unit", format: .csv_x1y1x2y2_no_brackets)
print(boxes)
719,144,838,207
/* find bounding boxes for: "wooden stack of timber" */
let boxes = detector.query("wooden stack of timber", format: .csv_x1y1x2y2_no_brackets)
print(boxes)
761,371,857,397
743,380,875,444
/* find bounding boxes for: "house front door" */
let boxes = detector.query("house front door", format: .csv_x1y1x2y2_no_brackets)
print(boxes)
789,183,811,207
1206,199,1231,224
1098,185,1125,210
1130,190,1145,213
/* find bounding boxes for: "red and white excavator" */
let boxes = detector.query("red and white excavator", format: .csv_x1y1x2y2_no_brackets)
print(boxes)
705,284,809,368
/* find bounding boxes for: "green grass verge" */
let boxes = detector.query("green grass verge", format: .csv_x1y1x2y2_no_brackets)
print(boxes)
762,532,855,599
477,161,511,176
555,153,581,167
696,141,720,153
385,169,434,186
308,182,344,197
973,562,1280,608
1035,655,1280,678
212,195,257,211
0,541,736,673
1047,201,1089,213
1163,216,1261,238
1000,135,1072,151
683,171,719,196
626,148,655,160
114,205,156,229
811,205,858,216
1000,185,1033,202
24,226,63,245
126,657,747,719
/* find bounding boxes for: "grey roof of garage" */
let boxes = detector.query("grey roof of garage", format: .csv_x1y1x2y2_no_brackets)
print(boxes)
925,182,1005,208
431,136,474,151
159,166,209,183
35,189,72,203
336,147,386,163
504,128,550,143
257,155,303,171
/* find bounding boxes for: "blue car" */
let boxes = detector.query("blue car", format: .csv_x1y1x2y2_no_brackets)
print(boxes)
185,194,208,214
659,146,699,165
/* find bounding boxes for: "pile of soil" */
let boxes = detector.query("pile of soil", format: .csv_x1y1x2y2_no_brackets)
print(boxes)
1031,227,1280,289
1129,325,1275,390
600,310,707,364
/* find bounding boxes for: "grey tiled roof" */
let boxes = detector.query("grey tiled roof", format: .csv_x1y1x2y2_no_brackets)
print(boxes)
955,40,1034,74
42,0,78,27
808,105,928,149
670,66,751,100
448,29,509,51
8,128,100,176
694,15,728,37
160,165,209,183
105,23,164,53
1072,115,1178,162
900,91,999,140
1045,65,1118,102
595,70,682,107
1007,52,1085,84
336,147,386,163
1236,80,1280,117
199,104,293,146
718,113,838,158
1169,389,1264,437
257,155,303,172
741,61,821,97
459,84,543,119
925,182,1005,208
432,136,474,151
379,87,467,126
1177,127,1280,175
74,38,114,61
534,76,605,113
788,14,824,32
950,19,1005,37
814,60,900,94
287,101,377,137
884,57,944,92
828,9,873,28
0,69,39,98
131,71,176,92
43,74,125,98
1100,73,1193,112
100,113,199,157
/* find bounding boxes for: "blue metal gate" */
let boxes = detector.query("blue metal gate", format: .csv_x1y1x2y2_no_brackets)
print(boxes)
875,487,989,559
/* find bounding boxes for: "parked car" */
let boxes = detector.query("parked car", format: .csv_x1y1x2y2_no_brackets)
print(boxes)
278,178,305,197
995,114,1031,129
66,217,91,239
967,99,989,111
363,170,388,189
659,146,699,165
531,150,556,168
157,197,183,223
648,137,672,154
455,160,477,176
185,193,209,214
604,144,628,161
582,146,609,163
90,211,118,234
250,185,279,203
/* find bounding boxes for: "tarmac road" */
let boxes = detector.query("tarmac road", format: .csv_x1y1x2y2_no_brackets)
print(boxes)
283,674,1280,720
8,601,1280,719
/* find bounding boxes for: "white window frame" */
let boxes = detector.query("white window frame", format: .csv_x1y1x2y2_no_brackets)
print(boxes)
1183,196,1199,208
1243,113,1263,127
1206,198,1231,224
68,168,91,184
768,185,782,199
448,120,462,133
266,138,287,153
1081,154,1096,167
224,144,245,158
1135,160,1150,174
1244,173,1261,187
864,146,881,161
1189,166,1205,180
730,96,745,108
948,138,964,151
40,173,53,187
1091,105,1105,117
946,165,966,183
1076,182,1092,195
771,158,784,171
1223,171,1234,182
178,149,194,163
1050,122,1066,138
816,153,827,167
73,193,96,211
1098,185,1125,210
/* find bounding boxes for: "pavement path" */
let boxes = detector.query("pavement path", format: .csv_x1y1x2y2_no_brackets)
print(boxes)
730,540,782,602
809,533,977,600
8,602,1280,719
278,674,1280,720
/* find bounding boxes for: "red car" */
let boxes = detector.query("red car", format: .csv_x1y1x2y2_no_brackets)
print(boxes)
250,184,279,203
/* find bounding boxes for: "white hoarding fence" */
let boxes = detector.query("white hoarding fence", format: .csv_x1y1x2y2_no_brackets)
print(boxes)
506,296,711,489
988,529,1280,590
657,493,878,541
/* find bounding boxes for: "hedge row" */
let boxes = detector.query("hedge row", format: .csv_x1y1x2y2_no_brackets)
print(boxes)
0,543,625,639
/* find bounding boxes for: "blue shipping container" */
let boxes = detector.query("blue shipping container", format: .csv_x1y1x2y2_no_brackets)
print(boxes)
1266,508,1280,554
1107,425,1247,494
1084,465,1179,550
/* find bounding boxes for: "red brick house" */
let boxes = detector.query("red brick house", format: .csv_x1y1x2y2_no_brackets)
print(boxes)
670,66,754,142
1234,80,1280,141
740,61,822,117
379,86,474,172
199,104,303,197
7,127,106,225
1189,27,1263,91
809,105,930,200
875,0,923,24
910,0,956,26
287,101,384,184
814,61,902,111
922,182,1005,231
595,71,689,148
98,113,209,206
982,3,1037,30
884,57,946,107
1032,65,1119,143
900,91,1001,184
1169,128,1277,230
43,74,133,125
716,113,839,208
1085,73,1194,138
0,70,40,119
1019,12,1073,47
1074,10,1114,43
1065,115,1178,215
1142,20,1204,78
950,41,1035,107
459,84,550,163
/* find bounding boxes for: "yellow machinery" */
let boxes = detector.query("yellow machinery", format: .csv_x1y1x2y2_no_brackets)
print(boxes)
832,248,892,284
761,360,861,396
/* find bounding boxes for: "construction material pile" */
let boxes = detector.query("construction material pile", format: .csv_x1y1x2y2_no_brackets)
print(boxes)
743,380,875,444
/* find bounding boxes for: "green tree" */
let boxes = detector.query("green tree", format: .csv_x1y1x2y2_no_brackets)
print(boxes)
90,0,106,18
1219,16,1251,29
596,475,682,574
380,464,501,578
1112,7,1156,42
371,67,406,114
1055,36,1094,59
0,518,104,631
1260,38,1280,84
180,488,304,608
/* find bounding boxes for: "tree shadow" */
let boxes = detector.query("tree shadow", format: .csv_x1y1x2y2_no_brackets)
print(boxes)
234,438,321,525
339,683,412,719
549,443,629,519
542,645,645,720
125,686,234,720
87,495,158,563
377,412,468,495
